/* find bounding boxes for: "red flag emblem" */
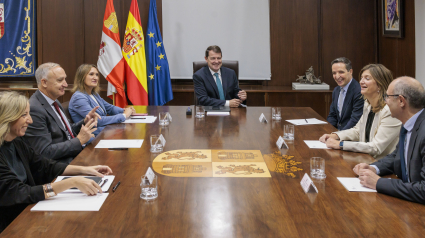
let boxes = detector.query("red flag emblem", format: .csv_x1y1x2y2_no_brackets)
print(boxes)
0,3,4,39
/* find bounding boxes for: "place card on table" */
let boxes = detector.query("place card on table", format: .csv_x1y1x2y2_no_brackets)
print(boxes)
159,134,166,147
276,136,288,149
300,173,318,193
259,113,268,123
145,167,156,184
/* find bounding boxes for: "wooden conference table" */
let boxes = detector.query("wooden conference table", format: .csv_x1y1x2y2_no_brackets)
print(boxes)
2,106,425,237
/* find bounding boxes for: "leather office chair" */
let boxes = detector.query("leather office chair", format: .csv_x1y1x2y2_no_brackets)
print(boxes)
192,60,239,105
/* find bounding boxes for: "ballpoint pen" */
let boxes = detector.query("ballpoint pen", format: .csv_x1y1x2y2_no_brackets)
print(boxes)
112,181,121,192
100,178,108,188
305,119,308,123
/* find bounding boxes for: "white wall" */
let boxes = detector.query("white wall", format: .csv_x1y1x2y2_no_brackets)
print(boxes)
163,0,271,80
415,0,425,86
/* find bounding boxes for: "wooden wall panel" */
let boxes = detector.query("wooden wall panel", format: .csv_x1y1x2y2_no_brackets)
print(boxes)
38,0,84,83
378,0,415,78
268,0,320,86
321,0,377,88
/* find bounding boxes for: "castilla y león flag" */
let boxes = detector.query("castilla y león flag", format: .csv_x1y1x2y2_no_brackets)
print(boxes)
122,0,148,105
97,0,127,107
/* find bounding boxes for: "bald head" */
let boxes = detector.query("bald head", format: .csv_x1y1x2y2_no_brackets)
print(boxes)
391,76,425,109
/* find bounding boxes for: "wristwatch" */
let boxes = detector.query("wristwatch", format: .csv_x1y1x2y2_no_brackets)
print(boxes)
339,141,344,150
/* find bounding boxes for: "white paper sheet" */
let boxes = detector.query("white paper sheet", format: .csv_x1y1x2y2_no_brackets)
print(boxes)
337,177,377,192
286,118,327,126
304,140,329,149
123,116,157,123
54,176,115,193
95,139,144,148
207,112,230,116
31,193,109,211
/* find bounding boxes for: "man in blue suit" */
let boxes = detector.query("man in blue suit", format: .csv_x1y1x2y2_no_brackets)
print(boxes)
193,45,247,107
327,57,363,130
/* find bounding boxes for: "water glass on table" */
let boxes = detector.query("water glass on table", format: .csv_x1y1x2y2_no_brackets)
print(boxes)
272,107,281,120
150,135,163,153
140,175,158,200
195,106,205,118
159,112,170,126
310,157,326,179
283,124,295,140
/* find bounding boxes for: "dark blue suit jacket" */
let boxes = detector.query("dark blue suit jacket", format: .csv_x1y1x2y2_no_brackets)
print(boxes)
193,66,242,106
372,110,425,204
327,79,363,130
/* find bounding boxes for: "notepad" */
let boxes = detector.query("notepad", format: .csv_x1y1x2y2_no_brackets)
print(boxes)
207,112,230,116
31,193,109,211
337,177,377,192
95,139,143,149
123,116,157,123
55,176,115,193
304,140,329,149
286,118,327,125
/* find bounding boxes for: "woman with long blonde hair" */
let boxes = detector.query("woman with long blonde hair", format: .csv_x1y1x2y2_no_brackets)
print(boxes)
0,91,112,232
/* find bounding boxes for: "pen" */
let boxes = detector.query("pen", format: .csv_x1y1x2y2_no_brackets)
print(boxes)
305,119,308,123
108,148,129,150
112,181,121,192
100,178,108,188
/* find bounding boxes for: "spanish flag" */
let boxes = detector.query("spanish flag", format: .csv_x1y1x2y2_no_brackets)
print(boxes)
122,0,148,105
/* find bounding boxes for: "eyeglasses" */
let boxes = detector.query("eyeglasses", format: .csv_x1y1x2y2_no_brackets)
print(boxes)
384,93,407,100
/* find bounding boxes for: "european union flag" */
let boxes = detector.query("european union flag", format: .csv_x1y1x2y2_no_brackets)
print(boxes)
146,0,173,105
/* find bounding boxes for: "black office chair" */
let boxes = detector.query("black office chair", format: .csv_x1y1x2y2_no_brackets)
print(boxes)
192,60,239,105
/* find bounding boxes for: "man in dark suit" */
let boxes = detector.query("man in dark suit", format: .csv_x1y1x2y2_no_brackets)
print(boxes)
193,45,247,107
327,57,363,130
24,63,100,164
354,77,425,204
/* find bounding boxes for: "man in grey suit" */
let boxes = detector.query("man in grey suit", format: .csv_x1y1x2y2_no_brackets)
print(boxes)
24,63,100,164
353,76,425,204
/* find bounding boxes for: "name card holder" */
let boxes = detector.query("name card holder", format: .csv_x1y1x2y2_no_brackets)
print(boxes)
259,113,268,123
276,136,288,149
159,134,166,147
300,173,318,193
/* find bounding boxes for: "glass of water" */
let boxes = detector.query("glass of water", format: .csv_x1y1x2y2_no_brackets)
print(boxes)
195,106,205,118
159,112,169,126
272,107,281,120
284,124,295,140
310,157,326,179
150,135,163,153
140,175,158,200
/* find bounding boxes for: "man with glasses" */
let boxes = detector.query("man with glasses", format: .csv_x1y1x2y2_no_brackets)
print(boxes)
353,76,425,204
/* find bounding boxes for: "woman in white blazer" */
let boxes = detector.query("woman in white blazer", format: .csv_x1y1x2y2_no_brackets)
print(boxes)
319,64,401,160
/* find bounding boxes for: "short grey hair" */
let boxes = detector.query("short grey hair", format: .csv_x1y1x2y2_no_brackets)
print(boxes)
35,62,60,85
331,57,352,71
393,77,425,109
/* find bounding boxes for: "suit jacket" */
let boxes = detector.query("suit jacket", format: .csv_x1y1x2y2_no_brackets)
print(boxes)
0,137,67,232
372,110,425,204
69,91,125,137
24,90,83,164
193,66,242,106
334,102,401,160
327,79,364,130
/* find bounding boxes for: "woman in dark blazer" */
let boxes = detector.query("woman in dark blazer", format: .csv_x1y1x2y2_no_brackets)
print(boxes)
0,91,112,232
69,64,135,139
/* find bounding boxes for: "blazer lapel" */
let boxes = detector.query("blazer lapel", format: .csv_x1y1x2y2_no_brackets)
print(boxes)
204,67,220,98
334,87,341,120
35,91,66,132
220,68,228,96
407,111,425,176
87,93,106,116
94,94,107,115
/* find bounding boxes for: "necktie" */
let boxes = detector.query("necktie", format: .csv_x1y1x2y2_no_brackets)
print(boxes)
399,127,408,182
338,88,345,117
214,73,225,100
52,101,75,139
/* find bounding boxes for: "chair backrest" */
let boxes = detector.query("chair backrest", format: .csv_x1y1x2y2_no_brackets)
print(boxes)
192,60,239,105
61,101,74,123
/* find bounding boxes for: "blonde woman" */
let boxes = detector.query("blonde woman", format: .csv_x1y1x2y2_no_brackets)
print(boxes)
69,64,135,139
0,91,112,232
319,64,402,160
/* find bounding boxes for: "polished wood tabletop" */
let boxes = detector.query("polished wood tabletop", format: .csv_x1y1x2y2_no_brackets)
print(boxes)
2,106,425,238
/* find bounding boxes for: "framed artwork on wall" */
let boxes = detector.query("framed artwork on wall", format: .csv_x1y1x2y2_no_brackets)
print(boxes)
382,0,404,38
